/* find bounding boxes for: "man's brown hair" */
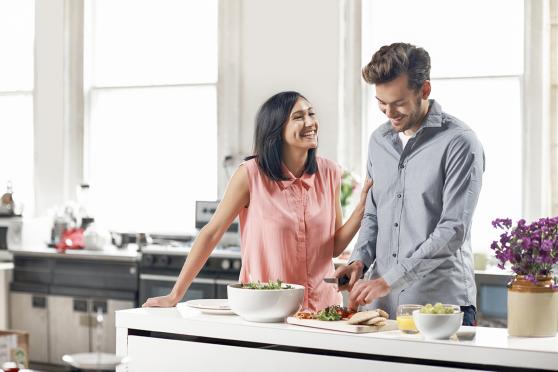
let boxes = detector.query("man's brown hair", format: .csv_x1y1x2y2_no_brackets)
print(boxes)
362,42,431,91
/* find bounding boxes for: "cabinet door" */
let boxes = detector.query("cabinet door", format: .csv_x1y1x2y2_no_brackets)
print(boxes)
10,292,49,363
0,266,12,329
47,295,90,364
91,299,135,354
127,336,473,372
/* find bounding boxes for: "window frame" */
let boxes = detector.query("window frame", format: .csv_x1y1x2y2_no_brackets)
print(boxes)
80,0,240,198
74,0,240,232
31,0,240,218
0,0,35,215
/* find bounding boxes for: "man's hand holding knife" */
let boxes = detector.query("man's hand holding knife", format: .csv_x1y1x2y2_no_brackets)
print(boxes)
331,260,391,311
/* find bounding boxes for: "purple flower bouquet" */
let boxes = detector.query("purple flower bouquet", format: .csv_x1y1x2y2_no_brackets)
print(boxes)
490,217,558,283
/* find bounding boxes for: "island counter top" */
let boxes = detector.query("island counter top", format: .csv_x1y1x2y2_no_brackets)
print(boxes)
115,306,558,372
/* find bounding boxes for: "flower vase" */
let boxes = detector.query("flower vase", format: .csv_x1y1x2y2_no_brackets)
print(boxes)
507,275,558,337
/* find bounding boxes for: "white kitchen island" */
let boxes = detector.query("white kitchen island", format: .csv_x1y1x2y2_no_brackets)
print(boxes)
115,307,558,372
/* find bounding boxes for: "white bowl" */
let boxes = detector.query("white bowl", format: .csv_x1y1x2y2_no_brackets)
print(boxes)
227,283,304,323
412,309,463,340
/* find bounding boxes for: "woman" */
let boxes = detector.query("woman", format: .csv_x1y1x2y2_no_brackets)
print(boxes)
143,91,372,310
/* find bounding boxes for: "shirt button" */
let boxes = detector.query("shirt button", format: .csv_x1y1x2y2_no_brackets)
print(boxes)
397,193,402,198
399,163,405,169
394,222,399,227
392,253,397,258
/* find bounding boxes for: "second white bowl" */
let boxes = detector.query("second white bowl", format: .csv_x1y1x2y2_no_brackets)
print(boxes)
412,309,463,340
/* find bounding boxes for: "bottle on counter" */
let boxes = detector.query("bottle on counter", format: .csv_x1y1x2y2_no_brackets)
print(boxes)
0,181,15,216
77,183,94,229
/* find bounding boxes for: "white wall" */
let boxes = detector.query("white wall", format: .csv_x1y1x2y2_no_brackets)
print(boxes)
237,0,342,160
551,0,558,214
34,0,66,216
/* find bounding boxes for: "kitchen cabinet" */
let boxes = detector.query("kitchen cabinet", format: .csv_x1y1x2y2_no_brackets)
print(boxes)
116,307,558,372
48,295,89,362
0,262,13,329
10,250,138,365
48,295,134,363
96,299,135,354
10,291,134,365
127,336,445,371
10,291,49,363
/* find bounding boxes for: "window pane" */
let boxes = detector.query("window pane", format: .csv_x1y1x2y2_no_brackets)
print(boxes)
0,95,34,214
90,0,218,86
88,86,217,233
431,78,522,252
0,0,34,91
364,0,523,77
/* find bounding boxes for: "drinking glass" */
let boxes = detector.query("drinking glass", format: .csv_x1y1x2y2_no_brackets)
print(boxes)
397,304,422,334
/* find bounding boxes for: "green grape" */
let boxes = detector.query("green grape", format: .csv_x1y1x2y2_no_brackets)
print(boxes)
419,303,456,314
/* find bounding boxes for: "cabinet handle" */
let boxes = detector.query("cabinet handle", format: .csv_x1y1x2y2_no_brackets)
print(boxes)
32,296,46,308
73,299,88,312
92,300,107,314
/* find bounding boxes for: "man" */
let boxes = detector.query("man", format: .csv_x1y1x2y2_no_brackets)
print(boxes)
335,43,484,326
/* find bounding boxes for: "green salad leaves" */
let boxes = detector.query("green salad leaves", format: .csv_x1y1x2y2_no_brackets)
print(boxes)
316,306,342,321
242,279,293,290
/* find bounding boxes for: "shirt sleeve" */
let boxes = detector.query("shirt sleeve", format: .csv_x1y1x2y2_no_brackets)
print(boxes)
382,131,485,291
348,147,378,270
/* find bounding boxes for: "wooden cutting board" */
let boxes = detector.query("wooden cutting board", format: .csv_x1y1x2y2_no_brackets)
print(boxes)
286,317,398,333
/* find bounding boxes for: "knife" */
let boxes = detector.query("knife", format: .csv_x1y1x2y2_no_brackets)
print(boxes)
323,275,350,286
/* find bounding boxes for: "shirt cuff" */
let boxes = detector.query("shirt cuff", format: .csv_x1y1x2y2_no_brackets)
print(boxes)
348,249,373,270
382,265,412,292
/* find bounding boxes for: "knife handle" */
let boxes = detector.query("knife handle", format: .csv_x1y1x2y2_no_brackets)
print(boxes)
338,275,350,286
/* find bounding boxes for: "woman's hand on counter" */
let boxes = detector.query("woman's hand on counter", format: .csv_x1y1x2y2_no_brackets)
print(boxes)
142,293,179,308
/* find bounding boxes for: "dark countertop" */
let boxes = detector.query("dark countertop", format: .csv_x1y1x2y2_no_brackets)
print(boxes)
10,245,140,262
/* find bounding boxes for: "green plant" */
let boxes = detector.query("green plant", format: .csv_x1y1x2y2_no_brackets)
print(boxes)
340,171,358,209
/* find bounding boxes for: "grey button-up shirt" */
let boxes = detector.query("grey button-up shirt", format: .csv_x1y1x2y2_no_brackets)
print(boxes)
350,100,484,318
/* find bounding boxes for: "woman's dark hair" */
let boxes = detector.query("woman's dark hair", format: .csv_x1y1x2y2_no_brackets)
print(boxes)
362,42,430,91
245,91,318,181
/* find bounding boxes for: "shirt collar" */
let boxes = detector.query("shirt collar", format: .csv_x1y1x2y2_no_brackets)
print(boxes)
381,99,443,138
279,163,315,190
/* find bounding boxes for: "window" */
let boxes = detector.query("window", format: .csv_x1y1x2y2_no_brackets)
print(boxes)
84,0,218,233
0,0,35,215
362,0,524,252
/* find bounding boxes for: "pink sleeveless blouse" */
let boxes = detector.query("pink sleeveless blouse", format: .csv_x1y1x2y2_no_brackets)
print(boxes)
238,156,343,311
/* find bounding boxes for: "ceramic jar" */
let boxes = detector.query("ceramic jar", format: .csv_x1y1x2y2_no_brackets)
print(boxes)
507,275,558,337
